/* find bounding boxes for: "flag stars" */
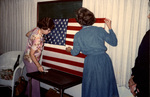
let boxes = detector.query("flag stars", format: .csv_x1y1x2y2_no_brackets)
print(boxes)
44,19,68,45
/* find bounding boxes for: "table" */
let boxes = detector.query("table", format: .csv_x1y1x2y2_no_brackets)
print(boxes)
26,69,82,97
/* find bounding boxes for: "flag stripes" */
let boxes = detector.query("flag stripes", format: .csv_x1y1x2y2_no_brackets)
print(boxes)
43,56,84,67
43,46,86,58
42,62,83,77
42,44,85,77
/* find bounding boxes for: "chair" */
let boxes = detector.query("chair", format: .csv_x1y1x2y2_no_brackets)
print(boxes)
0,51,25,97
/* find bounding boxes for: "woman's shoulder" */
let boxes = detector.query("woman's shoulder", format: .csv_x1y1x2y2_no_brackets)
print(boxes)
30,27,39,32
82,26,103,29
89,26,104,32
74,31,80,37
32,27,40,33
30,27,41,37
90,26,103,29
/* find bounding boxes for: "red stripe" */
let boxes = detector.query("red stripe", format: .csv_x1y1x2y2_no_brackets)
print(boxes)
95,18,105,23
66,34,74,39
65,41,73,46
67,18,105,32
67,26,82,31
44,46,86,58
42,62,83,77
68,18,77,22
68,18,105,23
43,55,84,67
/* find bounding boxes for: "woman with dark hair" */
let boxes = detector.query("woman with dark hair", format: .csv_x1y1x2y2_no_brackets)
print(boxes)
66,7,119,97
23,17,55,97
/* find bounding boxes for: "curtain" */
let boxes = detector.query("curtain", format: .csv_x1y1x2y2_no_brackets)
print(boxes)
82,0,149,86
0,0,37,54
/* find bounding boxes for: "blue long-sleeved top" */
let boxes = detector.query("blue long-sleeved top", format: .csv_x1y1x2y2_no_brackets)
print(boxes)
71,26,117,56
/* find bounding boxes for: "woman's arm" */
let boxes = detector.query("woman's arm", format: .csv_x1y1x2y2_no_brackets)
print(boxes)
102,18,117,46
29,48,44,72
26,31,32,37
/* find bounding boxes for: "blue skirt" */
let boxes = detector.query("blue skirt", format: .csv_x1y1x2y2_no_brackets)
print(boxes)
82,53,119,97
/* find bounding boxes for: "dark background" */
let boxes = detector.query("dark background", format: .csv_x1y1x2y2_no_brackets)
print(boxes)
37,0,82,21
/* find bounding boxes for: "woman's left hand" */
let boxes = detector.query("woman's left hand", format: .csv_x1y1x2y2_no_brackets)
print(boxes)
104,18,112,29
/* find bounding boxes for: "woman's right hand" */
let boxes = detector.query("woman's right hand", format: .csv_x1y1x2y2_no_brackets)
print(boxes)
38,65,44,72
66,47,72,53
104,18,112,29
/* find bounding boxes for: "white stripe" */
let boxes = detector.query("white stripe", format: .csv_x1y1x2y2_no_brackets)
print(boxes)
68,22,105,27
68,23,80,26
42,59,83,72
43,50,84,63
44,43,65,50
66,38,74,42
65,45,73,48
93,23,105,27
67,23,105,29
67,30,78,35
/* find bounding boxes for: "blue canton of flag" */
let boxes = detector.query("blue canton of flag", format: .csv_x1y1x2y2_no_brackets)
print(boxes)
44,19,68,45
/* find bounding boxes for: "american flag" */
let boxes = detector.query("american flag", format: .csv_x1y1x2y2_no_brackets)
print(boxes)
42,18,105,77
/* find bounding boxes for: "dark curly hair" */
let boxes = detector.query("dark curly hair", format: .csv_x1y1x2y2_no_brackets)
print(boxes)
75,7,95,26
37,17,55,30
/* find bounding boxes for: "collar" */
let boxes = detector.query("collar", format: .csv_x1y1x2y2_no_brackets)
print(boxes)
82,26,92,29
38,28,43,37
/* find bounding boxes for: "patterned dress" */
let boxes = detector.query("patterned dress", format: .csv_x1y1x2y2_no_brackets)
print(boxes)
24,27,44,63
23,27,44,97
71,26,119,97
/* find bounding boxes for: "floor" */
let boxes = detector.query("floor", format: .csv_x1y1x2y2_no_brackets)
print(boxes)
0,86,47,97
0,85,134,97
